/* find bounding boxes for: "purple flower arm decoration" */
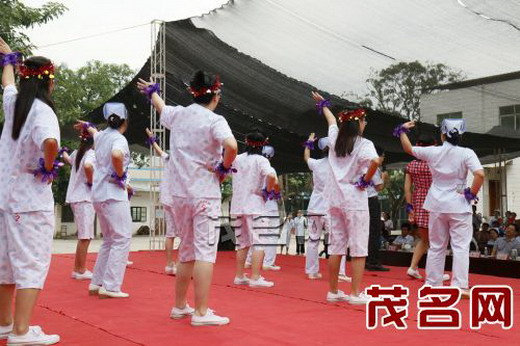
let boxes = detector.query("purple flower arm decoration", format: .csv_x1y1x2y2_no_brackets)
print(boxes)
214,162,237,180
32,158,64,183
392,124,410,138
406,203,414,213
146,135,158,147
110,170,128,189
271,190,282,201
353,175,374,190
315,99,332,115
80,122,97,139
145,83,161,100
262,188,270,202
58,146,70,158
262,188,281,201
303,140,315,150
1,52,21,66
464,188,479,203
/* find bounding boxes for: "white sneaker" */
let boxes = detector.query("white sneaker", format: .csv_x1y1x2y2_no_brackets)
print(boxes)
327,290,350,302
0,323,13,340
338,274,352,283
348,292,372,305
88,283,101,296
72,270,93,280
442,274,450,281
191,309,230,326
98,287,129,299
165,265,176,276
170,304,195,319
263,265,281,271
7,326,59,346
233,275,250,285
407,268,423,279
249,277,274,288
308,273,322,280
126,261,133,266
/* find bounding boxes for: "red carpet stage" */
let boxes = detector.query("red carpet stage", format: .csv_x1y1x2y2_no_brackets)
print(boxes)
6,251,519,345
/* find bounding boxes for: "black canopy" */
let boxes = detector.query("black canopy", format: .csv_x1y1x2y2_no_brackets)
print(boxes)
87,19,520,173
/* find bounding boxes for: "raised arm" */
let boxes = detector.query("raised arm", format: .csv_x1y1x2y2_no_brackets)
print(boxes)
137,78,165,114
74,120,99,137
0,37,16,88
304,133,316,163
145,128,166,157
398,121,416,156
311,91,336,128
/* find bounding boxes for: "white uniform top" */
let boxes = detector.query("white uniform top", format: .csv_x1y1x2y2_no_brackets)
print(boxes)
294,216,307,236
366,168,384,198
325,125,378,210
160,104,233,199
230,153,275,216
393,235,415,246
0,85,60,213
91,128,130,203
307,157,330,214
65,149,96,204
412,142,483,214
264,167,279,216
159,152,174,206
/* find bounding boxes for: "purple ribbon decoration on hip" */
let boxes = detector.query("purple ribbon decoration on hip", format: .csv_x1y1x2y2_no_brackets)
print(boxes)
353,175,374,190
464,188,479,203
110,170,128,189
214,162,237,180
32,158,64,183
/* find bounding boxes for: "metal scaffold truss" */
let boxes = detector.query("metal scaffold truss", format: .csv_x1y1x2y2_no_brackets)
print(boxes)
149,20,167,250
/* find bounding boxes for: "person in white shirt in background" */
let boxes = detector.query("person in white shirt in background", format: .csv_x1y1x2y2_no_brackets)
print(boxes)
392,222,415,247
0,37,61,345
279,214,294,255
312,92,380,305
77,103,133,299
396,118,484,296
145,128,178,276
231,129,280,288
63,136,96,280
294,211,307,255
138,71,237,326
245,145,282,271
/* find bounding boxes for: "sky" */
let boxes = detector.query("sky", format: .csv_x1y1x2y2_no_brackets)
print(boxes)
23,0,229,69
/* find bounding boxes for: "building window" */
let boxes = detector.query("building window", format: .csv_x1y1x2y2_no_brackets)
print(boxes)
61,205,74,223
499,105,520,131
436,112,463,125
131,207,147,222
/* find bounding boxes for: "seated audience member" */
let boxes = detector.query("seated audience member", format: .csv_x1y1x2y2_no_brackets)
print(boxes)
476,223,490,252
507,212,517,226
392,223,414,247
489,210,500,227
382,212,393,240
486,229,499,253
492,224,520,257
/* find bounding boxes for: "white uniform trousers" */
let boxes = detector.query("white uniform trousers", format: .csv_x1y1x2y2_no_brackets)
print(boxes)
305,214,327,275
91,201,132,292
426,212,472,288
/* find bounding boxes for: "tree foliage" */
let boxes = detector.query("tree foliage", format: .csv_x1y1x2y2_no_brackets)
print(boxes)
379,169,406,223
0,0,67,53
366,61,464,121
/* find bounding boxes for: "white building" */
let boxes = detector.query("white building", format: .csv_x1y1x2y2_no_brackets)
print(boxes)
420,71,520,218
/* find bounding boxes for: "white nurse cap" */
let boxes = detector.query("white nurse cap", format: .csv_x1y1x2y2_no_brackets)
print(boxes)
318,137,330,150
103,102,128,120
262,145,275,159
441,119,466,138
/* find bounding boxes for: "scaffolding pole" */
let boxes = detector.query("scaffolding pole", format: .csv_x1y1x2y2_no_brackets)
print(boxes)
149,20,167,250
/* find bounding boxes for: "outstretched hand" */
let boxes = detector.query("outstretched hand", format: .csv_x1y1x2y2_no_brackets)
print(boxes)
311,91,325,102
73,120,87,131
402,121,416,130
0,37,12,55
308,132,316,141
137,78,154,94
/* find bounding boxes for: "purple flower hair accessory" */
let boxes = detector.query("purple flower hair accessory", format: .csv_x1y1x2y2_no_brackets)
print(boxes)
315,99,332,115
464,188,479,203
32,158,63,183
213,162,237,180
144,83,161,100
392,124,410,138
303,139,315,150
406,203,414,213
1,52,21,66
110,170,128,189
353,175,374,190
146,135,158,147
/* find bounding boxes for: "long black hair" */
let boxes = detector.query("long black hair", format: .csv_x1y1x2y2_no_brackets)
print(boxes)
107,114,126,129
334,116,364,157
75,137,94,172
445,130,461,146
190,70,219,105
245,128,266,155
417,134,435,147
12,56,56,140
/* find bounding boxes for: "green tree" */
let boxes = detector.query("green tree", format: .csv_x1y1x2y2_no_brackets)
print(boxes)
380,169,406,224
53,61,135,124
366,61,464,121
0,0,67,53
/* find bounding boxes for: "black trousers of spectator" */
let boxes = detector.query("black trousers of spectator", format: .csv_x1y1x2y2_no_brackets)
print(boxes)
296,236,305,254
367,197,382,266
